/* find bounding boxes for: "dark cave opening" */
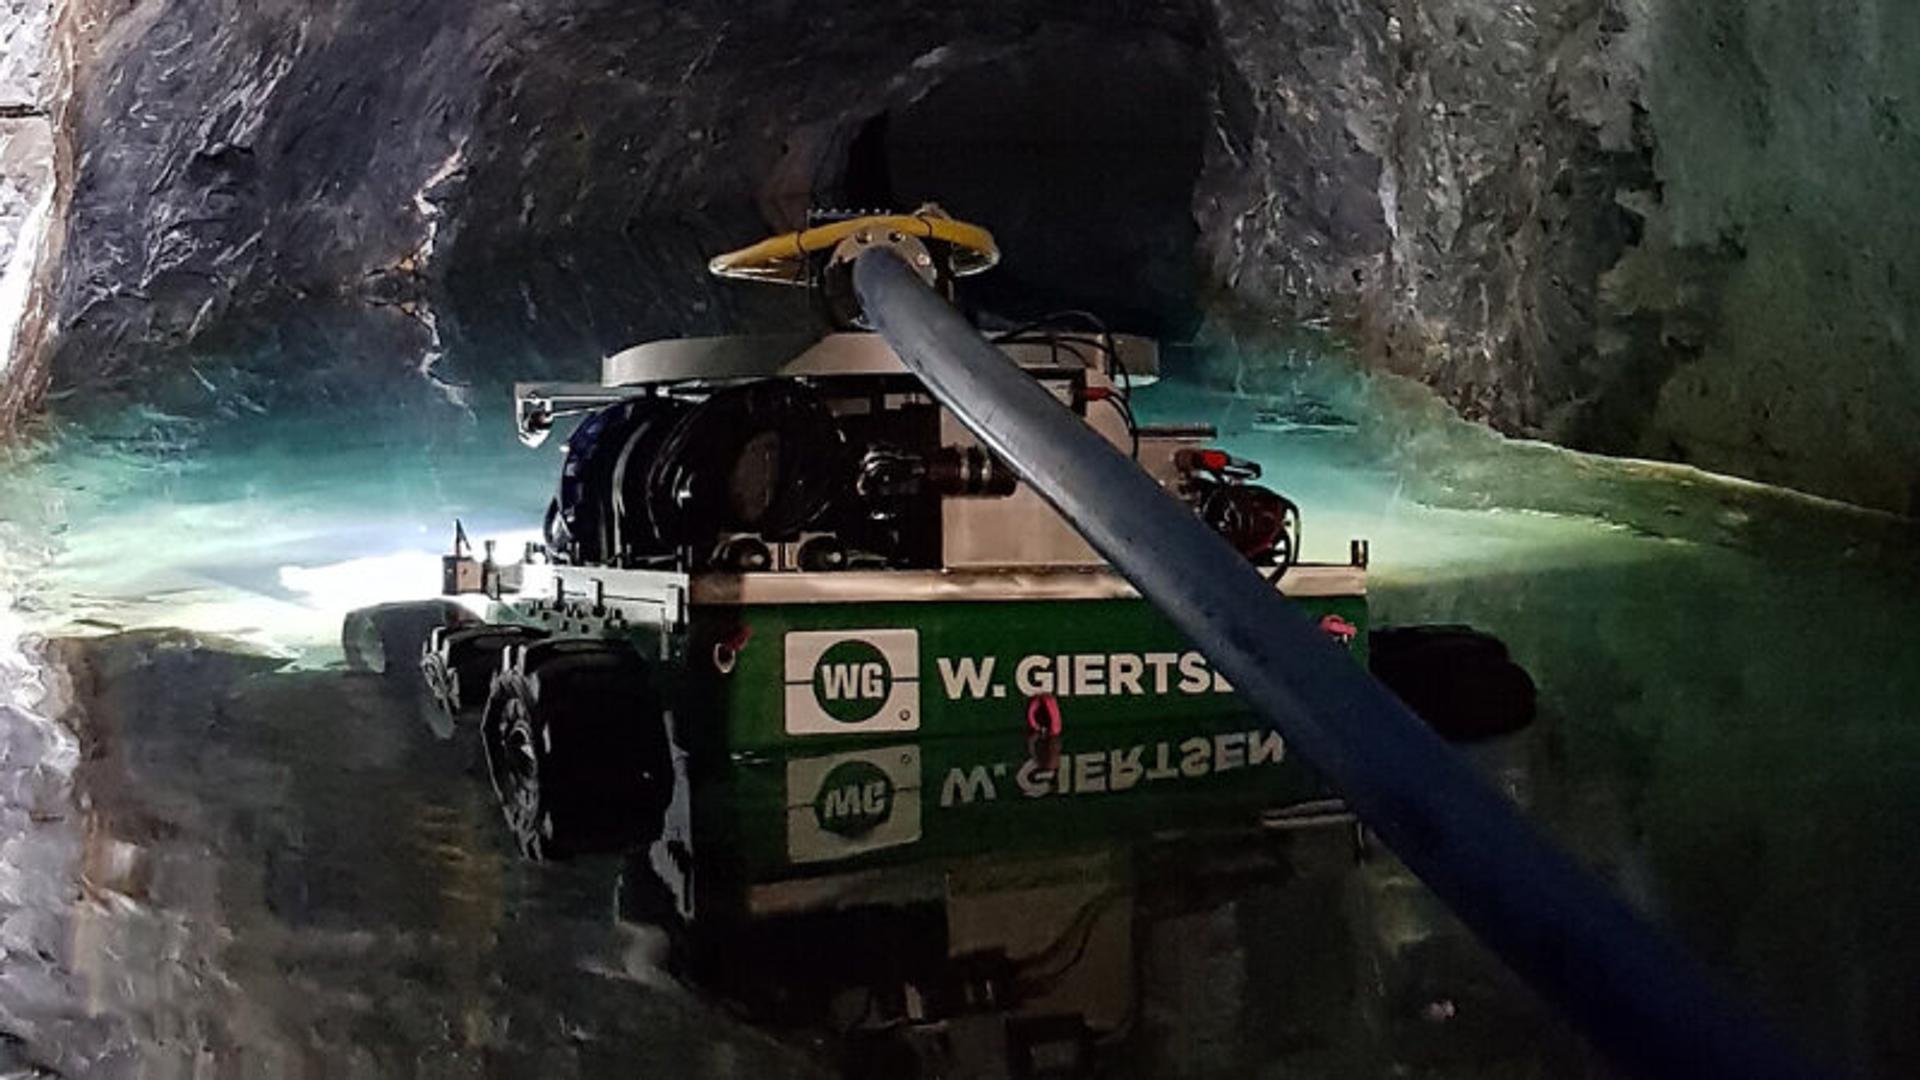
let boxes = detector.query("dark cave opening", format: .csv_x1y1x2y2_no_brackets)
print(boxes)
837,35,1209,340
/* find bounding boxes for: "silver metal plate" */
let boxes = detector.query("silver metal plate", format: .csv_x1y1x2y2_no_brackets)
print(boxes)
687,564,1366,606
602,332,1160,388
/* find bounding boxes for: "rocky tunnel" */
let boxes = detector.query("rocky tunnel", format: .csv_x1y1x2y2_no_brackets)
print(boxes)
1,3,1919,1078
4,1,1917,515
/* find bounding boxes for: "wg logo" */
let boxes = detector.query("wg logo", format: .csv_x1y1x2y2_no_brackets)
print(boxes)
812,758,894,836
784,629,919,735
812,640,893,724
786,747,921,864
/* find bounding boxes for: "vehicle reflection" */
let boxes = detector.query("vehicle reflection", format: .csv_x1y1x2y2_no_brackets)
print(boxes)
616,717,1575,1078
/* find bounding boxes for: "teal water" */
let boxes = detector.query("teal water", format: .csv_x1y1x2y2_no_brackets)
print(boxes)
1144,350,1920,1079
0,340,1916,1077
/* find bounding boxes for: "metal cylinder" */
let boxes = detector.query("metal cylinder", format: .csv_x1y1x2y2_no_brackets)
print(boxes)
928,445,1018,497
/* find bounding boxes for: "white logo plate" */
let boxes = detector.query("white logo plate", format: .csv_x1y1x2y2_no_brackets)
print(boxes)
783,629,921,735
785,746,922,864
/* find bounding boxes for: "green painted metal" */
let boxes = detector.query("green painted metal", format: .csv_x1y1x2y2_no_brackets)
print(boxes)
685,591,1368,753
688,713,1339,900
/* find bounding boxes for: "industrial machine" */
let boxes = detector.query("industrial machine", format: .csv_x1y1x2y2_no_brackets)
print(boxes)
381,206,1530,861
339,205,1831,1080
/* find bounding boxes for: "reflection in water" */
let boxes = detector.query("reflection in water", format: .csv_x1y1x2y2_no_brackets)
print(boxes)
618,720,1580,1079
12,627,1571,1079
1,365,1916,1076
37,633,818,1078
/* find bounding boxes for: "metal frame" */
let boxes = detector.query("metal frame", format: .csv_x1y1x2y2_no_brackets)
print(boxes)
601,331,1161,388
513,562,1363,611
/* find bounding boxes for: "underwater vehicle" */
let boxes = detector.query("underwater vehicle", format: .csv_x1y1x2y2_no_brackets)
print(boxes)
349,206,1534,861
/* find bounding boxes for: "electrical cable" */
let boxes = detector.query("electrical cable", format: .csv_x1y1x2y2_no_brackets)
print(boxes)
1011,888,1127,996
990,311,1124,392
991,313,1137,458
1107,393,1141,460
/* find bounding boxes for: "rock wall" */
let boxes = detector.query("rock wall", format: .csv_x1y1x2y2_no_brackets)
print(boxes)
29,0,1197,422
5,0,1918,511
0,0,63,432
1200,0,1920,513
1632,1,1920,513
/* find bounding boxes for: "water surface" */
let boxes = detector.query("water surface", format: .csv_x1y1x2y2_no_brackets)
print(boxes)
0,350,1914,1077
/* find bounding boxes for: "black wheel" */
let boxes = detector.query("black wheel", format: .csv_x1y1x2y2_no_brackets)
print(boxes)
1263,500,1302,585
481,643,673,861
1370,626,1537,742
419,624,548,739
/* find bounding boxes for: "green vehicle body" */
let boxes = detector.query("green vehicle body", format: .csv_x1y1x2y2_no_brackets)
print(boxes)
487,568,1363,754
700,713,1338,874
484,563,1365,910
686,592,1368,753
452,327,1375,876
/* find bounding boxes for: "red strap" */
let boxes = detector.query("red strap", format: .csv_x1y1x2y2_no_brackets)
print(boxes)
1026,693,1062,737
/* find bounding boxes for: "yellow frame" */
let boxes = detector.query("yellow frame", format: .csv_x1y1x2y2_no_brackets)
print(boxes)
708,209,999,284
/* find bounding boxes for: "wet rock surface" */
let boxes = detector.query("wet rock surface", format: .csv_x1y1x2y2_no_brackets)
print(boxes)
4,629,1588,1079
37,0,1201,421
1201,0,1920,513
6,631,819,1078
17,605,1914,1078
1200,0,1656,443
10,0,1917,510
0,0,59,433
0,646,91,1078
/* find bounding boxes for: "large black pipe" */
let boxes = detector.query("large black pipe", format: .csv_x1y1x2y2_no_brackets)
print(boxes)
854,249,1823,1080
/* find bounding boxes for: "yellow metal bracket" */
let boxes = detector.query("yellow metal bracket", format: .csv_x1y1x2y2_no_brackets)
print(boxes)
707,204,999,284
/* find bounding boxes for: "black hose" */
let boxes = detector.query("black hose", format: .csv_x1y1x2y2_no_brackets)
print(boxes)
852,248,1827,1080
